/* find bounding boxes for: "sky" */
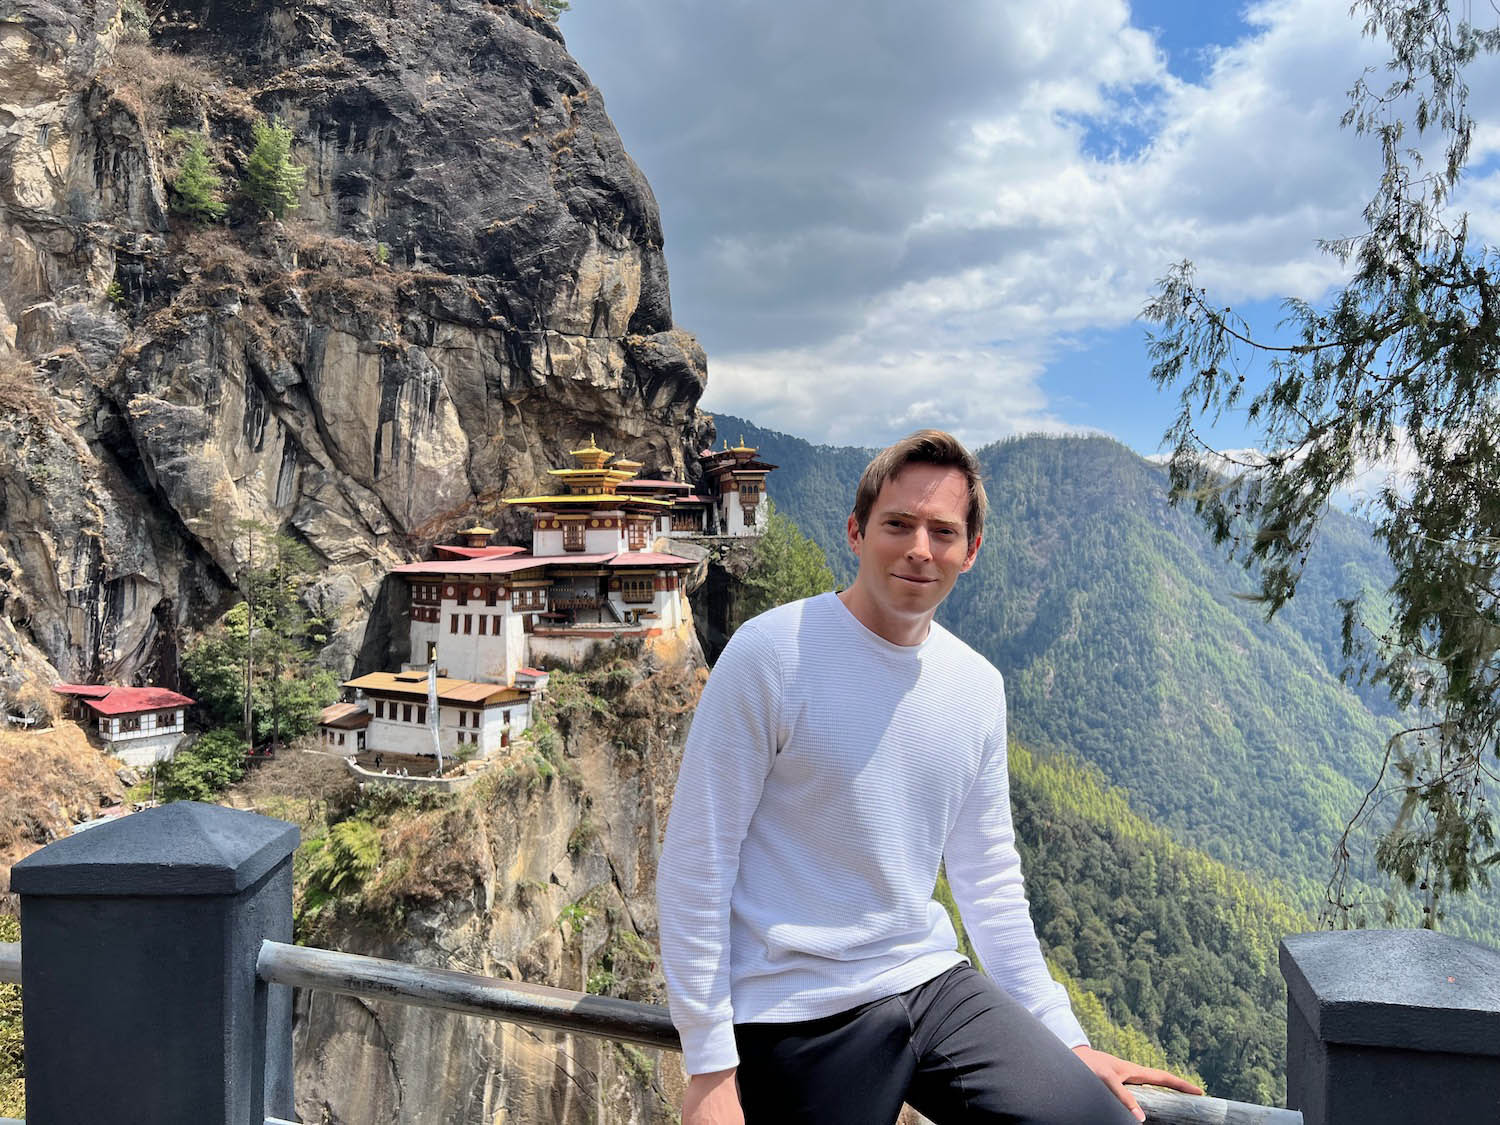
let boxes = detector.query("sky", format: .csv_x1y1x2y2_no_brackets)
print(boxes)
559,0,1500,456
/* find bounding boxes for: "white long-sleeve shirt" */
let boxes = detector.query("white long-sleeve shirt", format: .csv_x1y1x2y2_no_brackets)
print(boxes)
657,592,1087,1075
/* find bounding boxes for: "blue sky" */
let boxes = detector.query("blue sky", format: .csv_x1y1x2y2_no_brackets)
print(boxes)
560,1,1500,456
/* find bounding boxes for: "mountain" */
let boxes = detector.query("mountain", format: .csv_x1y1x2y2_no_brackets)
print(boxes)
717,416,1492,933
1009,744,1305,1107
0,0,711,710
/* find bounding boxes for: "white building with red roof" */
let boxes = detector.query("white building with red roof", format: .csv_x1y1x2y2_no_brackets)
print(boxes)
52,684,194,769
328,442,700,772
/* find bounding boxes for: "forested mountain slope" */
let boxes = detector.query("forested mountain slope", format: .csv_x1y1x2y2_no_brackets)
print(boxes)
1009,745,1304,1107
719,417,1493,934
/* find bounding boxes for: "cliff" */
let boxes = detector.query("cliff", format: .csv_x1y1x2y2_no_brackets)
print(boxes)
268,650,702,1124
0,0,713,707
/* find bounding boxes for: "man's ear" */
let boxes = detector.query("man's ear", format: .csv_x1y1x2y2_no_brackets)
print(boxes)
959,532,982,573
846,513,863,557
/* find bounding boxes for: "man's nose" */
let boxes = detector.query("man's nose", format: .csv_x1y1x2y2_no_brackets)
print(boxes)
907,528,932,560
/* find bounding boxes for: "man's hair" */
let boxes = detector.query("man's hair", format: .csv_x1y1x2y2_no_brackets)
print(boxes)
851,429,988,547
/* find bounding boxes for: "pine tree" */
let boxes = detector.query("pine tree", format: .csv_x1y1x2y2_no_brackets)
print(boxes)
735,501,837,629
1144,1,1500,918
242,117,305,219
169,133,227,222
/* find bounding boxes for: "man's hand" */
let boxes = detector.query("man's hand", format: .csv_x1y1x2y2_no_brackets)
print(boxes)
1071,1045,1204,1122
683,1068,743,1125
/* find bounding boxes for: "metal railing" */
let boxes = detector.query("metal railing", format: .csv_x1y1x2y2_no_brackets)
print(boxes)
253,939,1300,1125
14,804,1495,1125
2,933,1296,1124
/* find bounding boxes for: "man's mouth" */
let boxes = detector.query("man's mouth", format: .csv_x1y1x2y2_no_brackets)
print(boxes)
893,574,936,585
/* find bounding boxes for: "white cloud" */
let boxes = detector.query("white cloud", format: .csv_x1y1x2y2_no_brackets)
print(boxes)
562,0,1500,448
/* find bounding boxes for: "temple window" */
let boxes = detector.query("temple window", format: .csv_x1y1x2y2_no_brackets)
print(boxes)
450,614,458,634
376,700,385,719
402,704,413,723
478,616,487,636
464,614,472,634
458,711,466,727
563,522,585,551
623,577,653,603
417,706,427,724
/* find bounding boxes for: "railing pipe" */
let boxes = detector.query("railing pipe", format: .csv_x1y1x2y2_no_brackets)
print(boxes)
256,939,1298,1125
256,939,679,1051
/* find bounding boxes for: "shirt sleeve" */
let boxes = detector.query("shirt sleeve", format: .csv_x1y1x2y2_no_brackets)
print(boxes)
657,622,783,1074
943,681,1089,1050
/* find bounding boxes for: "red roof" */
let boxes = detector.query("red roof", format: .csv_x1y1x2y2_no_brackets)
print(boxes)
434,545,528,560
53,683,113,699
393,555,558,576
55,684,194,715
394,550,692,575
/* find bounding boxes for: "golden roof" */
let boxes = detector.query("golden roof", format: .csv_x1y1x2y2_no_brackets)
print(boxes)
458,524,497,536
568,434,613,470
502,494,674,509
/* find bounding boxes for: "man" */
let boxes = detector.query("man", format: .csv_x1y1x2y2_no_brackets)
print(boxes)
657,430,1202,1124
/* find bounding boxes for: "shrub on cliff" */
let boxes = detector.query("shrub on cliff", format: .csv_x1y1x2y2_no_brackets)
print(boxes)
157,727,247,803
734,501,836,629
0,915,18,1117
168,132,226,222
182,528,337,748
242,117,305,218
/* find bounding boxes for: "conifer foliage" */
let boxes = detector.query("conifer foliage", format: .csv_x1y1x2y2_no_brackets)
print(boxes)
242,117,305,218
168,132,226,222
1144,1,1500,919
735,501,836,628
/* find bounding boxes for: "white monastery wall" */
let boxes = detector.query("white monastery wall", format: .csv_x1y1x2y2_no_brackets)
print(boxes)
533,528,564,555
527,633,608,667
436,608,512,682
504,614,527,676
411,617,440,668
364,713,440,757
585,525,627,554
106,731,185,769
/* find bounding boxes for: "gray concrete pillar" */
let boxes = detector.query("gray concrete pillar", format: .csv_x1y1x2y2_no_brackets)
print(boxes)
11,802,299,1124
1281,929,1500,1125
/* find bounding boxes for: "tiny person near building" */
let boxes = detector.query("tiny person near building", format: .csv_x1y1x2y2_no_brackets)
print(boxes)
657,430,1204,1125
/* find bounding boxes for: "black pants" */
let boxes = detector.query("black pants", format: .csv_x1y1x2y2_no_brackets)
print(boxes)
733,964,1136,1125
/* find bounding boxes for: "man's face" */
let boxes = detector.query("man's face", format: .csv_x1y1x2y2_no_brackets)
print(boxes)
846,463,981,623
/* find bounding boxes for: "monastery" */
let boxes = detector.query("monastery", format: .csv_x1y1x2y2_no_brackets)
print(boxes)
51,684,195,770
323,437,774,773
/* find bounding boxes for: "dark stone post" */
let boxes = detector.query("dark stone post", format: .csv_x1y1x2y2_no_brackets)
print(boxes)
11,802,299,1124
1281,929,1500,1125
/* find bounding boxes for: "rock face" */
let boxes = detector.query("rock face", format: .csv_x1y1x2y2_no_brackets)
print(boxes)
292,654,702,1124
0,0,713,703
